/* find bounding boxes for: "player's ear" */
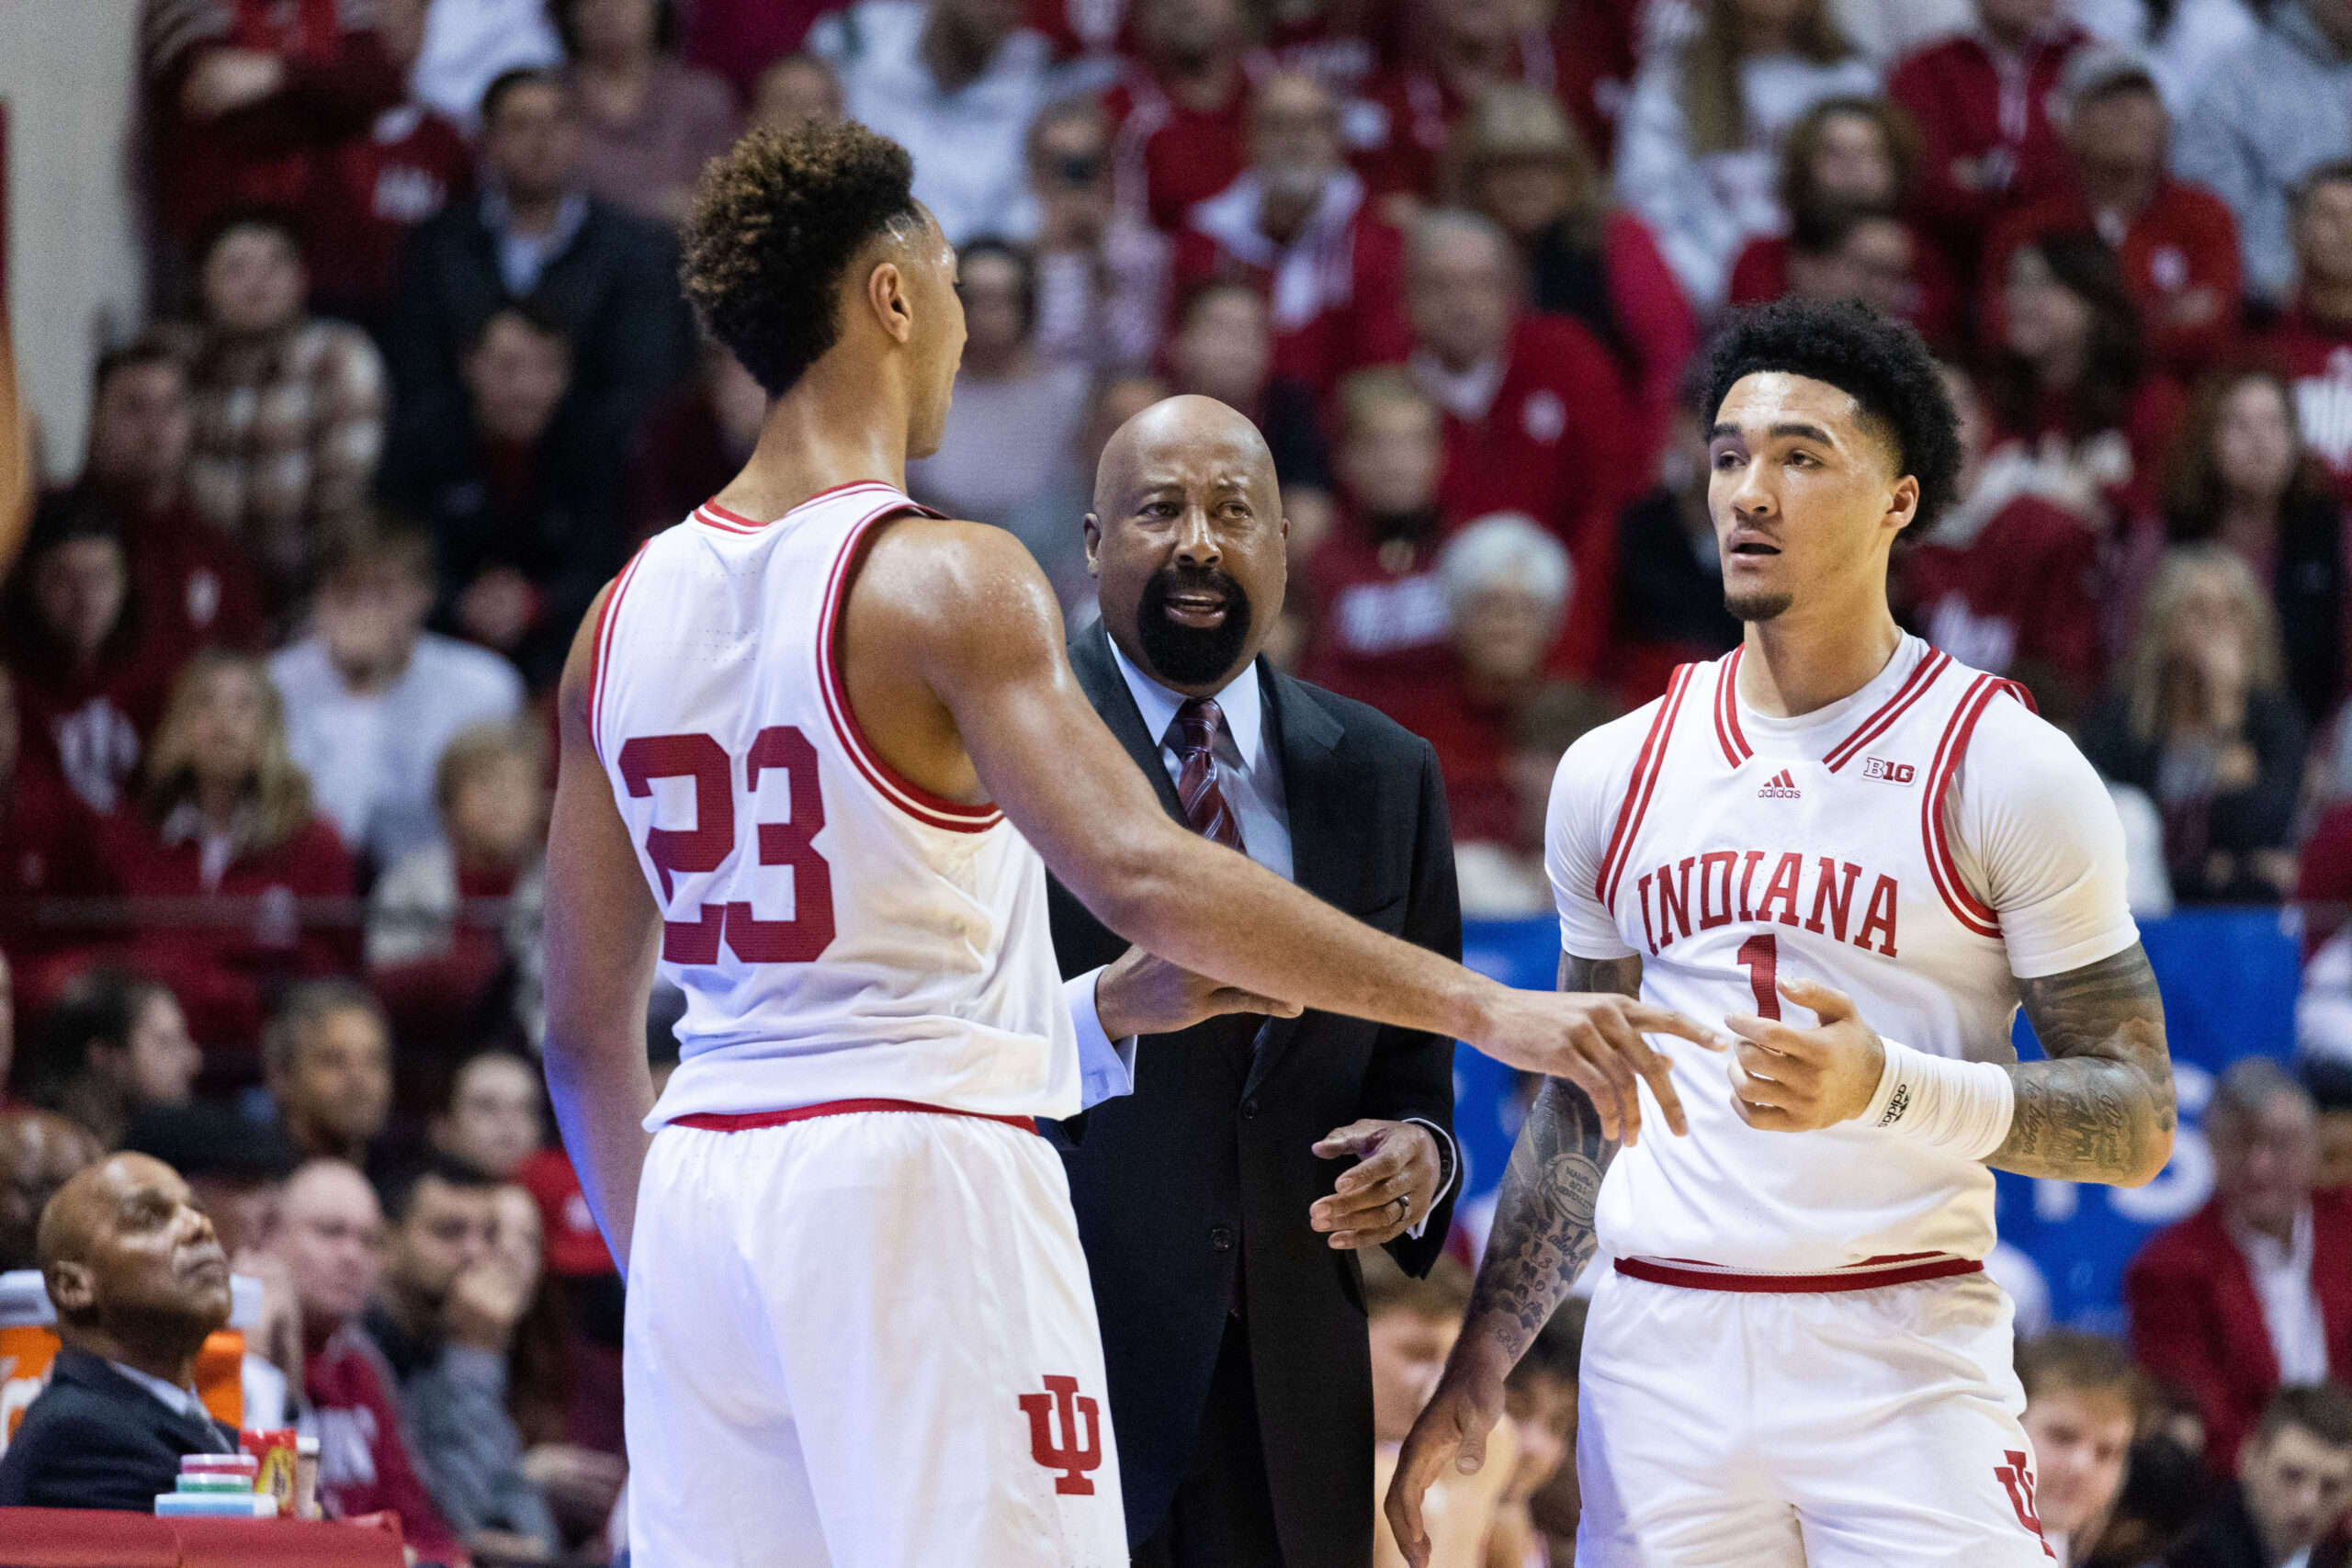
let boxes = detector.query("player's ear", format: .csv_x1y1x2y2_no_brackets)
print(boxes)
865,260,914,345
1884,474,1920,536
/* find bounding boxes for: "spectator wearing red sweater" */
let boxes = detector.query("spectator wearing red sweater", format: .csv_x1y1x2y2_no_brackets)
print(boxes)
300,0,474,343
106,652,356,1064
1398,209,1634,677
1898,363,2105,725
558,0,742,228
2142,367,2347,728
1172,71,1409,393
1106,0,1269,232
1612,0,1879,312
1887,0,2091,280
1990,230,2185,519
1448,85,1697,457
0,667,114,988
1351,0,1592,210
2259,160,2352,504
138,0,403,296
80,344,266,662
2125,1058,2352,1480
2,491,181,819
1298,368,1455,703
369,721,547,1053
1980,49,2242,378
266,1158,463,1557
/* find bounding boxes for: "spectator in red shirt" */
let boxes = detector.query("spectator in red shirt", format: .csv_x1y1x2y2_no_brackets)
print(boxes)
2,490,180,818
1990,230,2185,518
1172,71,1409,393
682,0,836,106
79,344,266,661
1897,363,2105,726
1447,84,1697,457
1397,209,1634,676
2259,159,2352,504
1727,95,1919,302
1106,0,1268,232
106,652,356,1066
1887,0,2091,280
1298,368,1454,703
0,667,115,992
1780,201,1957,350
2140,367,2347,728
138,0,404,296
1980,48,2243,378
1351,0,1589,210
559,0,742,227
299,0,474,343
266,1157,463,1558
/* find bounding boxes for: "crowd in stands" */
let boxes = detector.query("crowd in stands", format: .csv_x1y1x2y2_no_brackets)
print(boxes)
16,0,2352,1560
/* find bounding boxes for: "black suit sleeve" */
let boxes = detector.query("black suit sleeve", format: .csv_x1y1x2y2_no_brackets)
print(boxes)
1362,736,1464,1279
0,1398,174,1512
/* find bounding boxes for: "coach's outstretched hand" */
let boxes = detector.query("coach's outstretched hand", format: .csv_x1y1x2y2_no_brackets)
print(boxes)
1471,990,1729,1146
1093,944,1303,1038
1724,976,1886,1133
1385,1360,1507,1568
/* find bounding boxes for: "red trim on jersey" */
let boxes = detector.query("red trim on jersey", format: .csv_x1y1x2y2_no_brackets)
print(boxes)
1614,1253,1984,1293
1999,677,2039,716
673,1098,1039,1134
586,544,651,768
1824,649,1952,773
817,501,1006,834
1599,663,1693,911
1922,674,2006,938
1713,647,1751,768
694,481,899,534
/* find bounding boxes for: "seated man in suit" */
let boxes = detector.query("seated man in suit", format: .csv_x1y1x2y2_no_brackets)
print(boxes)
1049,393,1464,1568
0,1152,238,1508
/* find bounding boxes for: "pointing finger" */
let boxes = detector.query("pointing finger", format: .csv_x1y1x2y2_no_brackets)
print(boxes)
1625,1002,1735,1053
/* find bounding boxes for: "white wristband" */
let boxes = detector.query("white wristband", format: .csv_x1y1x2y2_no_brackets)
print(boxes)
1856,1038,2015,1162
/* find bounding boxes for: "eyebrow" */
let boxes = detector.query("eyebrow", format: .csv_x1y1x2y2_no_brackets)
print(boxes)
1709,421,1839,445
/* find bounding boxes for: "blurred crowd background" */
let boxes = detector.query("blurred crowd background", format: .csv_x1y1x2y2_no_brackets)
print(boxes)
12,0,2352,1561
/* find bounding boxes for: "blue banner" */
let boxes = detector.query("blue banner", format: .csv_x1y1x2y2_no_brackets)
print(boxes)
1452,908,2302,1329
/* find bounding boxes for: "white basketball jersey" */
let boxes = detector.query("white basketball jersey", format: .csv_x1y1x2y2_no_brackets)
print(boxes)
590,483,1080,1125
1549,634,2137,1278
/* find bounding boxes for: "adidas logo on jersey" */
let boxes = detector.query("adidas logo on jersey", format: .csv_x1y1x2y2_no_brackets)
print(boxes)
1757,769,1801,799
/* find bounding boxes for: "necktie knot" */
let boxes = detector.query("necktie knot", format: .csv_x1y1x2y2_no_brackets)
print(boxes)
1172,697,1224,761
1170,696,1245,853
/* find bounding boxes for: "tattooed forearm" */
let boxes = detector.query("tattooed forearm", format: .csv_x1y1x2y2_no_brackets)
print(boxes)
1456,953,1637,1368
1989,943,2174,1187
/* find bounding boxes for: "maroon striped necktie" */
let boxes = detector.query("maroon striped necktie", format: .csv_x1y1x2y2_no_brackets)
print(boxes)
1171,697,1247,854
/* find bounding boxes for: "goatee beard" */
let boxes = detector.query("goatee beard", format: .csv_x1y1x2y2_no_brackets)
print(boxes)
1724,591,1793,624
1137,565,1254,686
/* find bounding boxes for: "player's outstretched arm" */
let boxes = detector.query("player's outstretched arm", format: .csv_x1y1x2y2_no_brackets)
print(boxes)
850,518,1729,1137
1989,942,2175,1187
539,582,664,1275
1384,953,1637,1568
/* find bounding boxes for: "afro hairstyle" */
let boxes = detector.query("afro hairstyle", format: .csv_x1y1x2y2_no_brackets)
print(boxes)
1698,298,1962,535
681,120,923,398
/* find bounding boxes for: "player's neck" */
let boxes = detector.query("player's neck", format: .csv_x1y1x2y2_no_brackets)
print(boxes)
712,364,914,522
1736,600,1903,719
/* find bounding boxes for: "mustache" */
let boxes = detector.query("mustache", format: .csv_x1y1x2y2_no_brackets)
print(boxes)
1142,564,1245,607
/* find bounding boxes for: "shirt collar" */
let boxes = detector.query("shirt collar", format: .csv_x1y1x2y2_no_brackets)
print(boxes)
106,1359,202,1420
2228,1204,2315,1272
1106,629,1264,770
1408,347,1507,423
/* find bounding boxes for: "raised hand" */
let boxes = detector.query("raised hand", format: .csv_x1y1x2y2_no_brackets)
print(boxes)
1468,989,1730,1146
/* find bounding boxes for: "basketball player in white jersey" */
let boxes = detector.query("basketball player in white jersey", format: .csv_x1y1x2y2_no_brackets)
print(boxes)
537,124,1730,1568
1387,299,2178,1567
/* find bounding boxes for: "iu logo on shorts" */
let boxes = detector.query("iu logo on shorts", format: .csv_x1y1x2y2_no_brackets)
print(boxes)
1019,1374,1103,1495
1994,1450,2056,1559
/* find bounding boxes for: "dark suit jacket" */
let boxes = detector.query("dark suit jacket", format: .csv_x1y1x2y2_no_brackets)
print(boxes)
1046,622,1462,1567
2167,1483,2351,1568
2126,1191,2352,1477
387,190,693,465
0,1348,239,1510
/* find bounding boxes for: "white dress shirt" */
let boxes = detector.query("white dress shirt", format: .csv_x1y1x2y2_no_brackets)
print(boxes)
2230,1205,2331,1384
107,1359,232,1450
1064,637,1455,1229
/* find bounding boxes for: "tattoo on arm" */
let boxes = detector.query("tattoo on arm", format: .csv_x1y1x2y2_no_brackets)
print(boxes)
1459,953,1638,1364
1990,942,2175,1187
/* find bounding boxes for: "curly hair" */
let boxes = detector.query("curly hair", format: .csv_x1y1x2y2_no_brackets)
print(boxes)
681,121,922,397
1699,298,1962,533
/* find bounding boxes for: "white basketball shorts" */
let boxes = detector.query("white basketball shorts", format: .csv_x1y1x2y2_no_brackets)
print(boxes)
623,1102,1128,1568
1576,1262,2054,1566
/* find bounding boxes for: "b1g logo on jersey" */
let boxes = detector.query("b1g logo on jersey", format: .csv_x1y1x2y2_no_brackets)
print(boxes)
1860,757,1917,785
1020,1374,1104,1495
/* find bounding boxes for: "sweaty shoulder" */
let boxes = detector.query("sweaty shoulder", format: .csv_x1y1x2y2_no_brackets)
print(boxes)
1947,689,2139,980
